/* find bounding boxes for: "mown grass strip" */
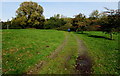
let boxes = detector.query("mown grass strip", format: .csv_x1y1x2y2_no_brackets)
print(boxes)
39,32,78,74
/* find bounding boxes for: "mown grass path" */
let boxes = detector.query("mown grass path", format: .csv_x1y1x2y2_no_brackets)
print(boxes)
74,34,88,56
34,32,90,74
38,32,78,74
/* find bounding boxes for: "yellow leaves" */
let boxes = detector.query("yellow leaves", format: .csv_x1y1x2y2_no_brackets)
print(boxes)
2,69,8,72
64,68,67,70
19,54,22,57
98,64,102,67
3,53,6,56
36,52,40,55
9,49,15,52
17,57,20,60
28,54,33,57
22,47,25,50
9,48,19,53
48,68,51,70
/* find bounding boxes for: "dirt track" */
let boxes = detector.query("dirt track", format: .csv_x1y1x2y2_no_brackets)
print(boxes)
74,34,93,74
26,32,93,74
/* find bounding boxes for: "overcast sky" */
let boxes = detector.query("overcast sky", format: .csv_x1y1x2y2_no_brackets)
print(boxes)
0,0,119,21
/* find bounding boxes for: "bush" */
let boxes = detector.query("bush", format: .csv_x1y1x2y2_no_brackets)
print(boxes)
44,17,66,29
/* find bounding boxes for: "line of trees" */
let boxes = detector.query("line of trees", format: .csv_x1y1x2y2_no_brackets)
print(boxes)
1,1,120,40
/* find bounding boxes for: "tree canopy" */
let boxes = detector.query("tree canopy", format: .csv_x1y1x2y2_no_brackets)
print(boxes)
72,13,87,32
1,1,120,40
44,14,67,29
100,8,120,39
89,10,100,19
12,1,45,29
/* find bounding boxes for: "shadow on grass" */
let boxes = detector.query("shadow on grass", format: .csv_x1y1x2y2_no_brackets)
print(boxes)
88,35,112,40
75,32,112,40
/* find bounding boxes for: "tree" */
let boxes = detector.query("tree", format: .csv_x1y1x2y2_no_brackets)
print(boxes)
89,10,100,19
100,7,120,40
2,19,12,29
44,15,66,29
72,13,86,33
54,14,60,19
55,17,73,31
14,1,44,28
11,17,25,29
0,19,2,29
88,10,102,31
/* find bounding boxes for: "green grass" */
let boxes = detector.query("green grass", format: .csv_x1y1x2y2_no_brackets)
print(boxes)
74,31,119,74
2,29,119,74
2,29,65,74
39,32,78,74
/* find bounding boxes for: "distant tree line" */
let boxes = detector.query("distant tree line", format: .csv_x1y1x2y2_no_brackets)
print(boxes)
1,1,120,39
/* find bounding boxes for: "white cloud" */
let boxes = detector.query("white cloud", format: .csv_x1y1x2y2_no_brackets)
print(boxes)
1,0,120,2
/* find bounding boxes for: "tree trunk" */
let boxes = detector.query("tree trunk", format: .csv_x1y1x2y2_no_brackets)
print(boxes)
76,29,78,32
110,33,113,40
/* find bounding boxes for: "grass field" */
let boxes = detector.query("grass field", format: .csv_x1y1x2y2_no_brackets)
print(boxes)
75,31,119,74
2,29,65,74
2,29,119,74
